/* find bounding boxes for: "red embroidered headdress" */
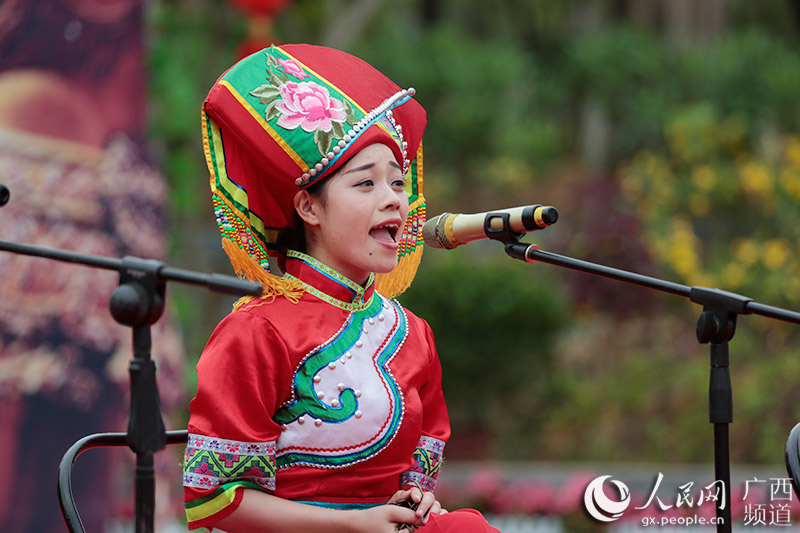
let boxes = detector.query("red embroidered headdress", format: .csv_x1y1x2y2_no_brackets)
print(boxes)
203,44,427,300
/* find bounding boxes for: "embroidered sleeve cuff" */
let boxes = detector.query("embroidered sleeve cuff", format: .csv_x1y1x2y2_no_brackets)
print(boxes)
400,436,445,492
183,433,277,491
183,433,277,527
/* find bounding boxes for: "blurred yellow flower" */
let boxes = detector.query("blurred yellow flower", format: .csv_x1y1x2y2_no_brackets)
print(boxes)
670,243,699,276
666,218,702,277
722,262,746,288
692,165,716,191
620,169,642,200
785,135,800,167
763,239,791,270
734,239,759,267
780,167,800,202
739,161,774,198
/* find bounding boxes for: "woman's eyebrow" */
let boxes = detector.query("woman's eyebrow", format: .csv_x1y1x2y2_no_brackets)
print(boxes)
343,163,375,175
343,160,402,174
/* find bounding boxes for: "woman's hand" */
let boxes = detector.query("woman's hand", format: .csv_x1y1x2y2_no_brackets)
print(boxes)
388,486,447,525
352,504,421,533
216,489,425,533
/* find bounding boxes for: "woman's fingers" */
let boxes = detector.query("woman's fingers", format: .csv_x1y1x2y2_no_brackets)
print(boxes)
387,489,409,504
415,491,441,522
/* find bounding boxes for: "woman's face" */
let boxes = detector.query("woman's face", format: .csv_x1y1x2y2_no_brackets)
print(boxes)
296,143,409,285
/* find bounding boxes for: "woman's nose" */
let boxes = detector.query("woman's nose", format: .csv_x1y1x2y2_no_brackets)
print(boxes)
379,183,402,210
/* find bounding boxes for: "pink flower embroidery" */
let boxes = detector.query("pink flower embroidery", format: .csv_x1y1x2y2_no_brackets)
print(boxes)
275,81,347,133
225,443,240,453
277,58,308,80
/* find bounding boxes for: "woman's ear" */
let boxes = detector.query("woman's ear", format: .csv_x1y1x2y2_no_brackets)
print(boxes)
293,189,322,227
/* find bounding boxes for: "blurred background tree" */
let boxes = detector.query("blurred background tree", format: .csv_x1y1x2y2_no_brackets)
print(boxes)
148,0,800,469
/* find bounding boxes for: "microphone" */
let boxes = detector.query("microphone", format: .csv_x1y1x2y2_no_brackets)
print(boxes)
422,205,558,249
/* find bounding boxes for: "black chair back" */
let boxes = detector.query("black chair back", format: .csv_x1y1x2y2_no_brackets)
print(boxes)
58,430,189,533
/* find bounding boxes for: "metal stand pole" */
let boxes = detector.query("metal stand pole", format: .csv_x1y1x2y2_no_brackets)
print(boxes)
110,258,168,533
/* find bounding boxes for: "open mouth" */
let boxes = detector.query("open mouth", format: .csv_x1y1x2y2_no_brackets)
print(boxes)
369,222,400,244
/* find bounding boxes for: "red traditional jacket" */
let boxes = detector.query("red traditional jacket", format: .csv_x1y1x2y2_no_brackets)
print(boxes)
183,252,450,530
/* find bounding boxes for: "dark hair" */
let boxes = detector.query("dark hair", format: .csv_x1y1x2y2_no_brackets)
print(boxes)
275,177,329,267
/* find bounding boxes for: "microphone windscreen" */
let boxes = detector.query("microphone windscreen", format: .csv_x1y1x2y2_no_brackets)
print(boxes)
422,212,456,249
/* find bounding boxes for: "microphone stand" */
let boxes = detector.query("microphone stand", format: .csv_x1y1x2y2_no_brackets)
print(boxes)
494,231,800,533
0,239,262,533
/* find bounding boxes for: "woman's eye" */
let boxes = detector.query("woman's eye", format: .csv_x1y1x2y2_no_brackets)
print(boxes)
357,179,374,187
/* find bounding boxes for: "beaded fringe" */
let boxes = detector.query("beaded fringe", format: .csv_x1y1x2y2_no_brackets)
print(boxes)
375,245,423,300
221,238,305,310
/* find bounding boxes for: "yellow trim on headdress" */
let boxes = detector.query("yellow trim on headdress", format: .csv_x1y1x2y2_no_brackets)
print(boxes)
375,245,423,299
375,143,425,299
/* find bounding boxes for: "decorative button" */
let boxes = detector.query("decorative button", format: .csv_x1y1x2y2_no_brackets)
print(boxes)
368,317,375,325
298,416,305,425
338,383,345,391
354,410,363,418
354,390,362,398
378,314,385,322
331,399,340,408
345,352,352,359
316,391,325,399
328,362,336,370
355,340,363,348
313,375,321,383
315,419,323,427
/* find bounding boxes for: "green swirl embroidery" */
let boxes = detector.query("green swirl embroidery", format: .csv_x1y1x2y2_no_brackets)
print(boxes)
274,296,383,425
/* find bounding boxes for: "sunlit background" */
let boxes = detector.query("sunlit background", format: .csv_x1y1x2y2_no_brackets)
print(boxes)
3,0,800,531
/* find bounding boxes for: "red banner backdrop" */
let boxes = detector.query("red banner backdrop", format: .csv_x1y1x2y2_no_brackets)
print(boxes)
0,1,184,531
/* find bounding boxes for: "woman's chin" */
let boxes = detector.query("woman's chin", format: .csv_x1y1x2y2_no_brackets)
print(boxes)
371,257,399,276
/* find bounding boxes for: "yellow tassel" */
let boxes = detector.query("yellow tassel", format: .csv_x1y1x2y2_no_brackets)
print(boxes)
221,238,305,310
375,245,424,299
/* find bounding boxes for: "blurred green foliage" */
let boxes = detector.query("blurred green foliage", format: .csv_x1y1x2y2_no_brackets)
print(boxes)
398,246,569,458
147,0,244,218
148,0,800,465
